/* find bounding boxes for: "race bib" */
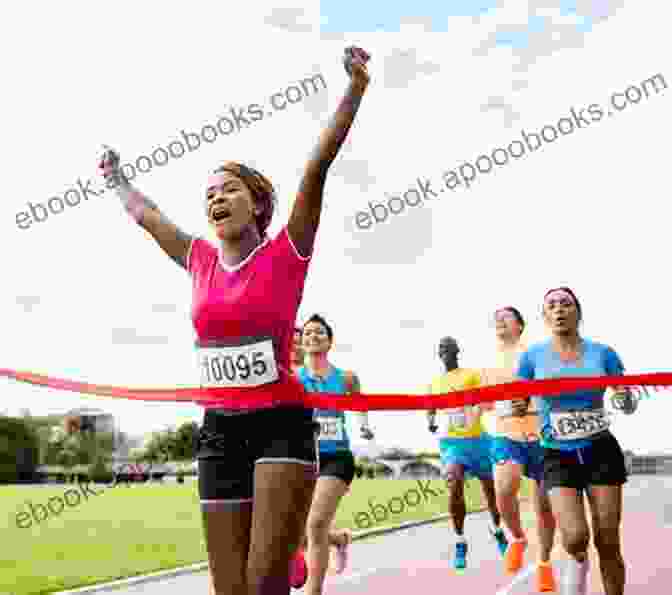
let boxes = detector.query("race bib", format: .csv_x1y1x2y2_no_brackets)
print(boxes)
495,400,515,417
550,409,609,441
447,411,467,428
197,338,279,388
316,417,344,441
439,408,470,433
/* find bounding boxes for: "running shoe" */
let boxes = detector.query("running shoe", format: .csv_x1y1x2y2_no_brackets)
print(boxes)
332,529,352,575
537,562,556,593
454,541,468,570
504,539,527,574
491,527,509,556
289,548,308,589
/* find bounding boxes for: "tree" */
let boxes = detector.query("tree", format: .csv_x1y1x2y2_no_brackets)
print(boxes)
136,422,198,464
141,429,175,464
174,422,198,461
55,433,81,480
42,421,115,482
0,416,40,483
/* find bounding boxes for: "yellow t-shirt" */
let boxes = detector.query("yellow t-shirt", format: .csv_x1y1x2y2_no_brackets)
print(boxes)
429,368,484,439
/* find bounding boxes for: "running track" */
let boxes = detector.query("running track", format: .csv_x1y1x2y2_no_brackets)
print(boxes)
61,476,671,595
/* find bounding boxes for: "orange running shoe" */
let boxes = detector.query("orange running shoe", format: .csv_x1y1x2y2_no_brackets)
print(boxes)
504,540,527,574
537,562,556,593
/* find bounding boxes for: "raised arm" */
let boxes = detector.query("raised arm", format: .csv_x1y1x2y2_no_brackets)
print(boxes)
99,146,192,269
287,46,371,257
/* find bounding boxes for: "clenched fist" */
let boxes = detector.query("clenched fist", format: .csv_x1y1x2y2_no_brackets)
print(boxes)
99,145,128,189
343,46,370,93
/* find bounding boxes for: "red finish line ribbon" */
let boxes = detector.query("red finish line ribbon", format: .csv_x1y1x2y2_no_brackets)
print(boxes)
1,368,671,410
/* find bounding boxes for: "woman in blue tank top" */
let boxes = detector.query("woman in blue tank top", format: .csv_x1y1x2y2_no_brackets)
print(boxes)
292,314,373,593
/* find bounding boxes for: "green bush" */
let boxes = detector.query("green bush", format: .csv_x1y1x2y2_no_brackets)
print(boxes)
0,416,39,483
89,458,114,483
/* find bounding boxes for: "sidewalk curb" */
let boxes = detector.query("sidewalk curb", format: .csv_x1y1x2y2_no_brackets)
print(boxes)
55,503,496,594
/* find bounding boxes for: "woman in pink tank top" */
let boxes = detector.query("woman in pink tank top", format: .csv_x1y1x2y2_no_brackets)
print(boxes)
99,46,371,595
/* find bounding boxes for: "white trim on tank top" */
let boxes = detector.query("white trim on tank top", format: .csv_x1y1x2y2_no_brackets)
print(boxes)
217,236,270,273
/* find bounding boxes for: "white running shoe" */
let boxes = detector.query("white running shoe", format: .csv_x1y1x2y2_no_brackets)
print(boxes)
332,529,352,574
562,558,589,595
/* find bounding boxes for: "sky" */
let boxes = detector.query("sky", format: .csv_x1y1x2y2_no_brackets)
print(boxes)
1,0,670,455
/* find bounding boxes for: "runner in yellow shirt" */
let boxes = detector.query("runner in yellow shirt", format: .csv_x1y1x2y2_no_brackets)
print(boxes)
427,336,508,572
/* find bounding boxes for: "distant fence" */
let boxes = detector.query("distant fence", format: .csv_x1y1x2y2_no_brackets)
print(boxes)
627,455,672,475
33,462,197,485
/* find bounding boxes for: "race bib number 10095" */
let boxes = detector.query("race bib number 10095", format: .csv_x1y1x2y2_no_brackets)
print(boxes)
198,339,279,388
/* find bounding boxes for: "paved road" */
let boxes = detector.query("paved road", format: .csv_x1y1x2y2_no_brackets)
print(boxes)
59,476,671,595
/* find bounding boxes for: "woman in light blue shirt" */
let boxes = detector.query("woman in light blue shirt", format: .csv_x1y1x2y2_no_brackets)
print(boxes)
517,287,633,595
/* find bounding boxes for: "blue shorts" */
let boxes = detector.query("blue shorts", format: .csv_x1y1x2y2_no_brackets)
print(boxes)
491,436,544,482
439,435,493,480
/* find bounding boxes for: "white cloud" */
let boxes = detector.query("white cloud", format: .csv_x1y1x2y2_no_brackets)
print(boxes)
574,0,625,22
399,19,435,35
380,48,442,90
264,5,316,33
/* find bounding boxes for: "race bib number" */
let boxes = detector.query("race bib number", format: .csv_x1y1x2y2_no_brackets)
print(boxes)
316,417,344,441
440,408,470,433
197,339,279,388
447,411,467,428
550,409,609,441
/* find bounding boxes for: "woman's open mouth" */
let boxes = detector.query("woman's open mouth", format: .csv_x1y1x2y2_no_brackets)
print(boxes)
210,207,232,223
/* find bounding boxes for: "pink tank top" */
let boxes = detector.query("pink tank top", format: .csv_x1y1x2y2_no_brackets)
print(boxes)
187,226,311,409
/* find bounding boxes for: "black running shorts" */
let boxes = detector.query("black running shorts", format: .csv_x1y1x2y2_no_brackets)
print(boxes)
542,431,628,492
317,449,356,485
196,406,317,503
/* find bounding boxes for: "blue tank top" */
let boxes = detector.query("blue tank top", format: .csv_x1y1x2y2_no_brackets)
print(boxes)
297,365,350,453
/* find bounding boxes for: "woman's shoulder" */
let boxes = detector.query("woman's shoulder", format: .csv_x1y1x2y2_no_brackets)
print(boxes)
520,340,550,357
187,236,217,271
583,338,620,360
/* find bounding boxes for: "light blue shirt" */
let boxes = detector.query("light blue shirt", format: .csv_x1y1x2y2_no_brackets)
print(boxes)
517,339,624,451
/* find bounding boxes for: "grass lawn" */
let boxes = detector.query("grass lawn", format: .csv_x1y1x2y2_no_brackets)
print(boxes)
1,478,530,594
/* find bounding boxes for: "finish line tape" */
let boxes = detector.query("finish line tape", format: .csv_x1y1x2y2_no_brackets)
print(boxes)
1,368,670,410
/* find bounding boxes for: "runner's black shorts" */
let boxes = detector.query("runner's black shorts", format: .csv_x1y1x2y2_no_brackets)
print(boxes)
542,431,628,491
196,406,317,503
318,449,356,485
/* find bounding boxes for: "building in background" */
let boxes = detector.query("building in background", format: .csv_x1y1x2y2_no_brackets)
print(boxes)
628,450,672,475
64,407,115,434
62,407,126,457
